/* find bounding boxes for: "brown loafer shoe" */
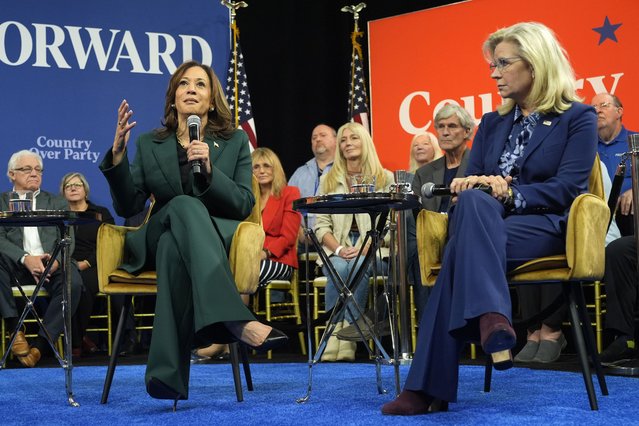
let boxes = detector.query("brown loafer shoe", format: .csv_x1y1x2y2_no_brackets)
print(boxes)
381,390,448,415
18,347,41,368
10,331,30,357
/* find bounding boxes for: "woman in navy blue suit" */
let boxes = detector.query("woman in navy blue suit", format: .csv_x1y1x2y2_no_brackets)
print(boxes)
382,22,597,415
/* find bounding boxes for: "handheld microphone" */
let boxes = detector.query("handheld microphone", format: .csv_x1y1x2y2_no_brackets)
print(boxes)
187,115,202,175
421,182,492,199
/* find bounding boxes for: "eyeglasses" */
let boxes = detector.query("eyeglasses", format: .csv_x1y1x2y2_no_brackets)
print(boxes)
64,182,84,189
13,167,43,175
489,56,523,72
591,102,614,111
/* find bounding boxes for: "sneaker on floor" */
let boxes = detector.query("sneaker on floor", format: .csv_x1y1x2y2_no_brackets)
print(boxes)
599,336,636,366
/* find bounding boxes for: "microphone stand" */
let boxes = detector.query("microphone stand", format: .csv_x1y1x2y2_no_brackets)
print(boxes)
390,171,412,363
608,155,627,230
608,134,639,376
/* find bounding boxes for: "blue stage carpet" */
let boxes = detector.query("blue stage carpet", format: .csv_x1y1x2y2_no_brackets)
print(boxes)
1,363,637,425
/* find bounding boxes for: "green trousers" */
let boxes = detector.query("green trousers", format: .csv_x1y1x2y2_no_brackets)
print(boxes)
143,196,254,397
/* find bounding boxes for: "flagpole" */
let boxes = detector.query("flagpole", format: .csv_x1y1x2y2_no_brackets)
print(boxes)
221,0,248,128
341,3,367,124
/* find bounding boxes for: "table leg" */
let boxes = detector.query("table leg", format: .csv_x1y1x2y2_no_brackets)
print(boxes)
60,223,79,407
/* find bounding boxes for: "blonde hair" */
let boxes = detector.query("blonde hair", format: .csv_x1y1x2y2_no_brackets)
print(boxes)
251,147,287,197
408,132,442,172
483,22,581,115
322,122,388,193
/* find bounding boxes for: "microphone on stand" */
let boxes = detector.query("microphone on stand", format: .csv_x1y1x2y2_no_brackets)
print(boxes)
421,182,492,199
187,115,202,175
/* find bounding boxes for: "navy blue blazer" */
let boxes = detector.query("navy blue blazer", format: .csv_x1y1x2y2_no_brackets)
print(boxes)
466,102,598,232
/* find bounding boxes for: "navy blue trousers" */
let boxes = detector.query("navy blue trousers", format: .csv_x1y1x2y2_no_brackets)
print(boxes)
404,190,565,402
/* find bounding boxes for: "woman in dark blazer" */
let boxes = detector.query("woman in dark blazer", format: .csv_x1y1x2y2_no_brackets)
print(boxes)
382,22,597,415
60,172,115,357
100,61,287,407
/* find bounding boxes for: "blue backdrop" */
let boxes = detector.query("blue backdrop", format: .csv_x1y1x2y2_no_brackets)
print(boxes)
0,0,230,222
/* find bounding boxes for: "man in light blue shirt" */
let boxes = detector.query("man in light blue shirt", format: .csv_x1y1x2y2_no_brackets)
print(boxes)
289,124,336,239
591,93,637,235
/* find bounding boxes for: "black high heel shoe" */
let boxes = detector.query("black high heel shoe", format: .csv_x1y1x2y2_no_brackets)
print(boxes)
146,377,187,412
245,328,289,353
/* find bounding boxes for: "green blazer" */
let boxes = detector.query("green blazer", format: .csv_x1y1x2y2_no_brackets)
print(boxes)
0,190,71,264
99,129,255,273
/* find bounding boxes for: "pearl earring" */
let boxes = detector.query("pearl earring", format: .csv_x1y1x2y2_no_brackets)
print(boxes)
209,106,215,112
170,103,175,109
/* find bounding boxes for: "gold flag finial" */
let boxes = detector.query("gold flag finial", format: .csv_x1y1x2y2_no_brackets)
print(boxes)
221,0,248,21
340,3,366,31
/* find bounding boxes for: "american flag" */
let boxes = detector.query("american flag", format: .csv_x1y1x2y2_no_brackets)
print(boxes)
348,32,370,132
225,35,257,149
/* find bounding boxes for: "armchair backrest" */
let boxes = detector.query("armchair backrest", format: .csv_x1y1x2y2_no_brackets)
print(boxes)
589,155,604,200
245,176,262,225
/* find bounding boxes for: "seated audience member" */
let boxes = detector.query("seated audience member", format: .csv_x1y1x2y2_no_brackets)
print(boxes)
408,132,442,173
289,124,337,244
194,147,301,360
252,147,301,289
60,172,115,357
592,93,637,236
0,150,82,367
412,104,474,213
382,22,597,415
599,235,638,365
408,104,475,321
314,122,394,362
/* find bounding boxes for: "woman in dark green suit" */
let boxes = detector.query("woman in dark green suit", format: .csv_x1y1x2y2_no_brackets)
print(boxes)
100,61,287,406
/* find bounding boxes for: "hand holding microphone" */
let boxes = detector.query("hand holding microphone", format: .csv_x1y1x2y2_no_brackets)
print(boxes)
421,182,492,199
186,115,213,176
422,175,513,203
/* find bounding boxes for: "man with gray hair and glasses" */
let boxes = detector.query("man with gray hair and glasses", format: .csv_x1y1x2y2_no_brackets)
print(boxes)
591,93,637,235
0,150,82,367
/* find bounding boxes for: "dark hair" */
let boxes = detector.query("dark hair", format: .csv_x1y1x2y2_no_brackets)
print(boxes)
156,61,235,139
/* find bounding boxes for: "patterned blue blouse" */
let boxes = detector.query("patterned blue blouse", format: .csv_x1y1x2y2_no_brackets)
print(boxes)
498,105,540,213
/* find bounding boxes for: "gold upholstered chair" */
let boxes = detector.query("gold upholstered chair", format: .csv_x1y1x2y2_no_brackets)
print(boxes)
96,177,265,403
415,158,609,410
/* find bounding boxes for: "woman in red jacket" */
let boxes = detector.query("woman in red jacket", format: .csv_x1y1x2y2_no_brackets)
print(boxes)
252,147,301,285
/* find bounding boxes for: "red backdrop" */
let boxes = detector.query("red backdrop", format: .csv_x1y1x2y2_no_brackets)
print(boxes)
368,0,639,171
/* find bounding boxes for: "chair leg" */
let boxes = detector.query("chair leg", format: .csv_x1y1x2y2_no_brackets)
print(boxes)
239,343,253,391
566,284,598,410
229,342,244,402
101,295,132,404
573,282,608,396
483,355,492,393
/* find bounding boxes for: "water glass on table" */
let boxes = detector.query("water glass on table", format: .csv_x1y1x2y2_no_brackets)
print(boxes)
8,191,34,212
350,175,376,193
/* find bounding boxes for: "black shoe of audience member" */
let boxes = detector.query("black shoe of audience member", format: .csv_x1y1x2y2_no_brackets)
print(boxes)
119,337,138,357
600,336,637,366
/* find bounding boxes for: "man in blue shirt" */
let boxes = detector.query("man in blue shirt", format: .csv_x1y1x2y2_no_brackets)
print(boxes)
592,93,637,236
288,124,336,238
